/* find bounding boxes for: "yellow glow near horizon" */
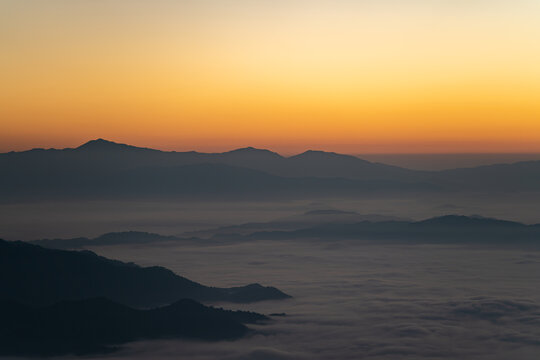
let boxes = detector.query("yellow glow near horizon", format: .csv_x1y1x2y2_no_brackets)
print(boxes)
1,0,540,153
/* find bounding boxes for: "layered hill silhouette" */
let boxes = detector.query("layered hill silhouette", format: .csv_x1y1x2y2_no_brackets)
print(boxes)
27,215,540,249
0,139,433,201
242,215,540,245
184,209,411,239
2,139,539,201
29,211,411,249
430,161,540,191
0,239,291,307
1,138,412,179
0,297,267,356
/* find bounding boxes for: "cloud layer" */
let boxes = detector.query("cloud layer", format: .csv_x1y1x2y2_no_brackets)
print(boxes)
63,239,540,360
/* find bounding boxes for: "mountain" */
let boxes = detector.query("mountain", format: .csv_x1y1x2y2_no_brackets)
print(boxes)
1,139,403,179
219,146,285,164
184,209,411,239
28,211,412,249
0,239,291,307
2,139,540,201
282,150,415,179
238,215,540,245
0,297,267,357
0,139,433,202
75,138,150,152
430,161,540,192
212,148,415,180
0,161,438,202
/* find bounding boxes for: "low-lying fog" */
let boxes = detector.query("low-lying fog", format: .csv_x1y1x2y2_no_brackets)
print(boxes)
73,239,540,360
4,195,540,359
3,192,540,241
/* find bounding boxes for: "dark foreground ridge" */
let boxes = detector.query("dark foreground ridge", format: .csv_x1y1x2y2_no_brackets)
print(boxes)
0,239,291,308
0,297,268,357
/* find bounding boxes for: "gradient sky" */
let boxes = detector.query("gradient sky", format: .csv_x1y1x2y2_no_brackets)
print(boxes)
1,0,540,153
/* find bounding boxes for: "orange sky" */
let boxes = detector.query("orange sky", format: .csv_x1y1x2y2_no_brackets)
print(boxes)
1,0,540,154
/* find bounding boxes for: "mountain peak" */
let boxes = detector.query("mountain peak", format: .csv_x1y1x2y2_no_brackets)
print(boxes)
77,138,122,149
290,150,366,162
225,147,283,158
75,139,148,152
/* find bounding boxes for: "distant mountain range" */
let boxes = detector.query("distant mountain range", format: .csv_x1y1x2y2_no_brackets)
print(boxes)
28,214,540,249
1,138,412,179
0,297,267,356
0,239,290,307
244,215,540,245
183,209,412,239
3,139,539,201
30,210,412,249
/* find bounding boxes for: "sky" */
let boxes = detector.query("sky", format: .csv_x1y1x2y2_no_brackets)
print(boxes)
1,0,540,154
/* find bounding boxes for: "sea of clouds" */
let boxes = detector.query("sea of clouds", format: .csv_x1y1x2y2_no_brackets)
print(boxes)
65,238,540,360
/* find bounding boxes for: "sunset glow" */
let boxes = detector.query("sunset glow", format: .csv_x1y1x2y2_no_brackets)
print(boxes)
2,0,540,153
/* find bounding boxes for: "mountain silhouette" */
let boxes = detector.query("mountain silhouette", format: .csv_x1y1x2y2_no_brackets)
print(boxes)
0,297,267,356
0,239,291,307
29,211,411,249
75,138,148,152
0,139,431,202
238,215,540,245
72,139,408,179
2,139,539,202
283,150,414,179
31,215,540,249
184,209,411,239
220,146,284,162
0,161,437,202
430,161,540,191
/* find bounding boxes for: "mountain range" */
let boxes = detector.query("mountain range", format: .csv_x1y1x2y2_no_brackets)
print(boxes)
30,210,411,249
1,138,413,180
0,297,267,357
0,238,290,356
27,214,540,249
243,215,540,245
0,239,290,307
3,138,540,201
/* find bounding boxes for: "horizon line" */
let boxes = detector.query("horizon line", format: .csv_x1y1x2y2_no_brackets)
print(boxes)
4,138,540,157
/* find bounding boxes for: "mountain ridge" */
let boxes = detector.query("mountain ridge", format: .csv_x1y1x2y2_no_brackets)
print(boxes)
0,239,291,307
240,214,540,244
25,215,540,250
0,297,268,356
2,138,540,197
